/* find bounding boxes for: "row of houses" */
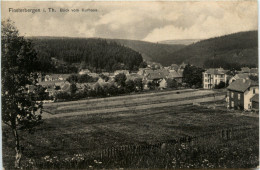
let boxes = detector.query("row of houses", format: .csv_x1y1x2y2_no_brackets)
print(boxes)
36,63,186,97
203,67,258,89
202,67,259,111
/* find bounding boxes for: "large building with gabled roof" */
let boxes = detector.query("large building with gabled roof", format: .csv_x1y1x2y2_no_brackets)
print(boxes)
203,68,228,89
226,79,258,110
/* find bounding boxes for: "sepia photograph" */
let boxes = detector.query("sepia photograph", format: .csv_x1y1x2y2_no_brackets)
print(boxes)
1,0,259,169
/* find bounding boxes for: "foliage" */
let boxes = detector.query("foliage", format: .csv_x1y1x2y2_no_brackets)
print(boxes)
134,78,144,91
67,74,98,83
70,83,77,95
164,31,258,67
183,64,204,88
107,39,185,66
115,73,127,87
249,75,258,82
125,80,136,93
166,79,178,89
54,78,145,101
215,81,226,89
139,61,148,68
100,74,109,82
31,38,144,72
147,81,159,90
1,19,44,168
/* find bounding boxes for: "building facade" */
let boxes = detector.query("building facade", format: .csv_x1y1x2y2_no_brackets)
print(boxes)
203,68,228,89
226,79,258,110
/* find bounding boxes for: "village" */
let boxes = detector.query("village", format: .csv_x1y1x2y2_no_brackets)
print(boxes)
2,1,259,168
32,61,259,112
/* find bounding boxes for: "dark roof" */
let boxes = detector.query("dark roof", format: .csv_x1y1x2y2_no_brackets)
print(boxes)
167,71,182,78
227,79,258,92
147,72,164,80
205,68,227,75
251,94,259,102
235,73,250,79
250,68,258,74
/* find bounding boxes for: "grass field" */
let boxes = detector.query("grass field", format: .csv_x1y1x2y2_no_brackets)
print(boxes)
2,89,258,169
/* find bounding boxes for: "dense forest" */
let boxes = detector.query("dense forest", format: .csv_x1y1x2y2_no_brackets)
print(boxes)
107,39,185,65
164,31,258,69
30,38,145,73
30,30,258,73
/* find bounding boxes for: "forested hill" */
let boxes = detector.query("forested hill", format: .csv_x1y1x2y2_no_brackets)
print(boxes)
164,31,258,69
30,38,145,73
106,39,185,64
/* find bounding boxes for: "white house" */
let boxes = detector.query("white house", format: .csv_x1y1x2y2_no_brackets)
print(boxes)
203,68,228,89
79,69,91,75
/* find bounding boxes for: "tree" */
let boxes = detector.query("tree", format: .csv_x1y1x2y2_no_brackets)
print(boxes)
134,78,144,91
139,61,147,68
114,73,127,87
249,75,258,82
215,81,226,89
183,64,204,88
70,83,77,95
125,80,135,93
166,79,178,89
100,74,109,82
2,19,44,168
67,74,78,83
147,81,159,90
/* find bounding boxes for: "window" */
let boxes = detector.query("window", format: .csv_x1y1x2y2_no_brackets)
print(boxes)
238,94,240,100
220,74,224,78
248,104,251,109
231,92,234,98
205,79,208,82
231,101,234,107
253,88,255,94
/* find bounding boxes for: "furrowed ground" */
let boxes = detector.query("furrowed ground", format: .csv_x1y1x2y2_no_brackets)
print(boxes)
2,89,258,169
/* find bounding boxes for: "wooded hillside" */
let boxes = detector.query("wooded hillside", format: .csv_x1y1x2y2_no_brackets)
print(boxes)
30,38,144,73
164,31,258,69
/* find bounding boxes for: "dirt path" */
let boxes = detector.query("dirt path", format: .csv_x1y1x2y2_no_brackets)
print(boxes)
43,89,198,107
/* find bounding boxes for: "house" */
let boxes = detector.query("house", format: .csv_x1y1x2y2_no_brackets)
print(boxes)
203,68,228,89
88,72,99,78
179,62,187,69
167,70,183,83
44,74,70,82
226,79,258,110
79,69,91,75
170,64,179,71
241,67,250,73
228,73,250,85
146,72,164,81
159,78,167,89
251,94,259,110
250,68,258,76
114,70,129,76
126,73,143,81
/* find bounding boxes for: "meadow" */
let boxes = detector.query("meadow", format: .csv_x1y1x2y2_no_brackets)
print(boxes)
2,89,258,169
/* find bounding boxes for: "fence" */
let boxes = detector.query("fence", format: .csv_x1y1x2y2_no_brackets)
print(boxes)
19,124,257,169
96,125,255,162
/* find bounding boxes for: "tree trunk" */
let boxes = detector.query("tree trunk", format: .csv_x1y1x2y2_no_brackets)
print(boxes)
12,128,22,169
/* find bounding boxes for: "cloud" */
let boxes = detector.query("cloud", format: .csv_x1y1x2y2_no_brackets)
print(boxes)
143,1,257,42
1,1,257,42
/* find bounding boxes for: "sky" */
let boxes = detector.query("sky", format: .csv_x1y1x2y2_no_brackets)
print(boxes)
1,1,258,42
